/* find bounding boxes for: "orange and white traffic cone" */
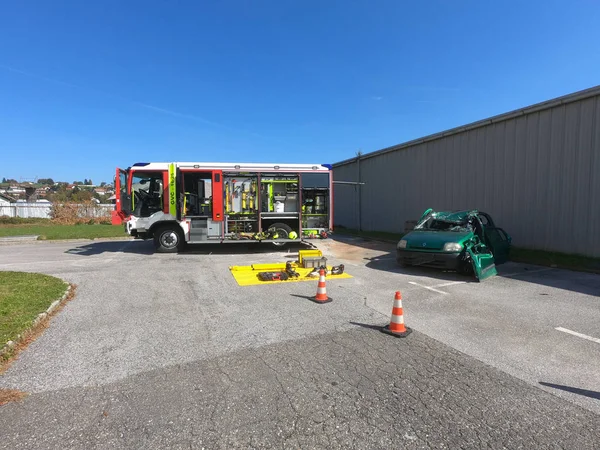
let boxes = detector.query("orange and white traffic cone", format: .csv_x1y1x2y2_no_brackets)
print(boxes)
311,268,332,304
381,291,412,337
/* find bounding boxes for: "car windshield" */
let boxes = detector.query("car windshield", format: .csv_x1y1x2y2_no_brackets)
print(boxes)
415,213,471,232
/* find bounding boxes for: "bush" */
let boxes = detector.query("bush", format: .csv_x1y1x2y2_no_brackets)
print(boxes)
49,201,111,225
0,216,51,225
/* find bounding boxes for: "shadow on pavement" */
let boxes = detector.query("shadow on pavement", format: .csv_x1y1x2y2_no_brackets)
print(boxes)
65,240,154,256
289,294,331,303
365,253,476,283
539,382,600,401
348,321,386,331
64,240,312,257
332,234,600,296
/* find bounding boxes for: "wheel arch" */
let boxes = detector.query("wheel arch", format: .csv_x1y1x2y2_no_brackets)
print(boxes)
148,220,184,238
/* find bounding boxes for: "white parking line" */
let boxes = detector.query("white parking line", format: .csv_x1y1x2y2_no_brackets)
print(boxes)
555,327,600,345
408,281,448,295
433,281,467,288
501,268,554,278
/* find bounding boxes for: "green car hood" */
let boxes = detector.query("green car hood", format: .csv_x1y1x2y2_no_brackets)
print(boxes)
404,230,474,251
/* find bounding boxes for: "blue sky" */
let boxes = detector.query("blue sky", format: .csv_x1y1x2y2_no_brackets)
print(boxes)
1,0,599,184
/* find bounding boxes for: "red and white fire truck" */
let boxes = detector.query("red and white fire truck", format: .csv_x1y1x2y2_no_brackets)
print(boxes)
113,162,333,252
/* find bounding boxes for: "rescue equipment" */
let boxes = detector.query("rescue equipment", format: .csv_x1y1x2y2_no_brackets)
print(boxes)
258,272,289,281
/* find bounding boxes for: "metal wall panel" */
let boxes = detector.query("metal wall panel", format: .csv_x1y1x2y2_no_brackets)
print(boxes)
332,162,360,230
333,91,600,257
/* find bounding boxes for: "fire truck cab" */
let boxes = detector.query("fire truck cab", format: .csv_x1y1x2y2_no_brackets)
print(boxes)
113,162,333,252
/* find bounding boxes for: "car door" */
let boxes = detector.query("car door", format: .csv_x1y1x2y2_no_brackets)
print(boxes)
115,168,131,216
484,227,511,264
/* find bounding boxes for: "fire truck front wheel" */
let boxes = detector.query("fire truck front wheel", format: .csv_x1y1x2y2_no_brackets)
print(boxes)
154,225,184,253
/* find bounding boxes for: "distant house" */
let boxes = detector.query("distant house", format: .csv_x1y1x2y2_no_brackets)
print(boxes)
7,186,26,195
35,187,50,197
0,193,15,205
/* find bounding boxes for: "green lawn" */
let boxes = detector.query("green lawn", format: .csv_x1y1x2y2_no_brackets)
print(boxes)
0,272,67,346
0,223,127,240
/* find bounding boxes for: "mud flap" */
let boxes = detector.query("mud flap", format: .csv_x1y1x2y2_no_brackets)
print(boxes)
466,246,497,281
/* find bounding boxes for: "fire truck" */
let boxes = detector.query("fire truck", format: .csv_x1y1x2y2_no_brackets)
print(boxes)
113,162,333,252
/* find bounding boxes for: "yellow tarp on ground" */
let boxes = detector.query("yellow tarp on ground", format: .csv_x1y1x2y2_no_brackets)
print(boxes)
229,263,352,286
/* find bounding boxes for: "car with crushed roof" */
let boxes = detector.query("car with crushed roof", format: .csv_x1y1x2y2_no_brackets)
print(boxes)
396,209,511,281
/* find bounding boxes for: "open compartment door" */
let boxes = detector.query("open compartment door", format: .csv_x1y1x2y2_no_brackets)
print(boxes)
212,170,223,221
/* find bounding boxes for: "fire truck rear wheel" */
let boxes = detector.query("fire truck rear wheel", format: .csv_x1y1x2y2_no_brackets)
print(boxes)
154,225,184,253
268,223,293,248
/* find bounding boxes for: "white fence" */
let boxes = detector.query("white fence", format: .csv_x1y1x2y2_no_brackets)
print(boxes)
0,203,114,219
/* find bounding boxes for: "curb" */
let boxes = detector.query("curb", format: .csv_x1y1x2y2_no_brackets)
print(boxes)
332,232,398,244
0,235,40,243
1,282,73,358
0,237,134,246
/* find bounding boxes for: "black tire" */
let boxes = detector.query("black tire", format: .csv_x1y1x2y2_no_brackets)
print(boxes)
459,255,474,275
268,223,293,248
154,225,184,253
396,258,410,268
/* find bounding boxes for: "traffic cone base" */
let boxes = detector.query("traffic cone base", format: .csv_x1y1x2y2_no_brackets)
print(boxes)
380,324,412,338
310,296,333,304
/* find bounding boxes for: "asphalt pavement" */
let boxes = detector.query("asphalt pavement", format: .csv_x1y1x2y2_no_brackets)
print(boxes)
0,237,599,448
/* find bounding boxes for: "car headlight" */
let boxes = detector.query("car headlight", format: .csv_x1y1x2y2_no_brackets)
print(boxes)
398,239,407,249
443,242,463,252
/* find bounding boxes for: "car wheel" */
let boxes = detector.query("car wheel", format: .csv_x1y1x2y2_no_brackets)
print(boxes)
459,258,474,275
396,258,410,268
268,223,293,248
154,225,184,253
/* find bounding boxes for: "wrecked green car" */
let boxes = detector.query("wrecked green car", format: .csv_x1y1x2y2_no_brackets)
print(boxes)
396,209,511,281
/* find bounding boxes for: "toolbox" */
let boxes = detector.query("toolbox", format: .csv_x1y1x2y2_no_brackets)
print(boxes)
298,249,323,266
302,256,328,268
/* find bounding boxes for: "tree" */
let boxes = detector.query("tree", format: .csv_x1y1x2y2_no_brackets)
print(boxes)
72,189,92,202
100,181,107,187
1,177,6,183
73,181,83,185
38,178,54,185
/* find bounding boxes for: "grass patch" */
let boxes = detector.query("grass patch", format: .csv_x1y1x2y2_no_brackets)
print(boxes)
0,389,28,406
510,247,600,274
333,226,403,242
0,272,67,345
0,223,127,240
0,217,52,225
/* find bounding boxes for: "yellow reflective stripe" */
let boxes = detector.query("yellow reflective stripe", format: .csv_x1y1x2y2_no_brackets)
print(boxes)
169,163,177,217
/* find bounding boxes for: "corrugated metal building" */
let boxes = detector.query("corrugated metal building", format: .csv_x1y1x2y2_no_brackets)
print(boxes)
333,85,600,257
